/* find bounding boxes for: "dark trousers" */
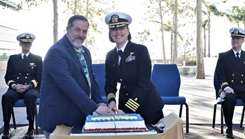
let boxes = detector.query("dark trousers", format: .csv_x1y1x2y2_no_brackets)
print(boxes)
222,90,245,129
1,88,39,130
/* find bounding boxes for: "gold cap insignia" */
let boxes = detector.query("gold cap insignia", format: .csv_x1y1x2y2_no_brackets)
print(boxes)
111,14,119,23
26,34,30,39
234,29,239,34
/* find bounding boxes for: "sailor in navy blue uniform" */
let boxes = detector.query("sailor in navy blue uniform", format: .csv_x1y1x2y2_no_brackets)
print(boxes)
215,27,245,138
104,12,164,124
1,33,43,139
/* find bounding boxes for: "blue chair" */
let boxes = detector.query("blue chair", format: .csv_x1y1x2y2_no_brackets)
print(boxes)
152,64,189,133
92,64,107,103
212,74,245,134
12,98,40,134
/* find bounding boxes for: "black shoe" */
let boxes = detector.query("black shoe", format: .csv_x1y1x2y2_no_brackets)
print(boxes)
1,129,12,139
225,128,233,138
1,135,11,139
23,129,34,139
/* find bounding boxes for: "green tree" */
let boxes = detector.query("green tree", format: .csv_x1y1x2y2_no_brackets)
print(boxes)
19,0,115,45
202,0,214,58
135,29,153,45
225,6,245,28
146,0,167,63
19,0,61,43
65,0,115,54
0,1,19,10
178,33,195,64
146,0,195,64
209,1,245,28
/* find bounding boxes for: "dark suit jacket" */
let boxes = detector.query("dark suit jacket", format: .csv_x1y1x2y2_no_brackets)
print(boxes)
215,49,245,91
105,41,164,122
37,35,103,133
5,53,42,90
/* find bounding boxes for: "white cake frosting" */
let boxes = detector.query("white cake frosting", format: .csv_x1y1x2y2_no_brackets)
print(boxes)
83,114,147,133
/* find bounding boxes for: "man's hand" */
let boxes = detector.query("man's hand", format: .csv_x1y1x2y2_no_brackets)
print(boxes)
15,84,24,93
224,86,234,94
95,105,112,114
15,84,30,93
98,103,107,106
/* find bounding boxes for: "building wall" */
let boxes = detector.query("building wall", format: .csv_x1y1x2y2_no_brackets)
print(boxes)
0,6,19,60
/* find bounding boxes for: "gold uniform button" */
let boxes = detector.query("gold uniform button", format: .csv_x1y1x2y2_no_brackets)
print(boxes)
231,80,234,82
232,74,235,76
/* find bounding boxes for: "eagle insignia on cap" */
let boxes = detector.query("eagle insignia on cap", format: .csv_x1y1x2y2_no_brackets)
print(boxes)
26,34,30,39
234,29,239,34
111,14,119,23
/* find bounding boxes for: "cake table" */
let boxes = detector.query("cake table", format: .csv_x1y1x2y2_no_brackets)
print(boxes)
50,112,184,139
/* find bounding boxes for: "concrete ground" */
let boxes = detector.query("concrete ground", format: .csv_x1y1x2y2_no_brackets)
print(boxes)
0,68,245,138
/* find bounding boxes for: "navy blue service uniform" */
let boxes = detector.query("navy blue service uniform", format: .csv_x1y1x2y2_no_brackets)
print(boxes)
105,12,164,124
1,33,42,139
215,27,245,138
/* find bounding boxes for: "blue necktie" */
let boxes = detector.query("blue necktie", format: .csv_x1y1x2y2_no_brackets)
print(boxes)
76,50,91,98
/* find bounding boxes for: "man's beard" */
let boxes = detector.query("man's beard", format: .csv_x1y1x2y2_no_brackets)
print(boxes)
71,39,84,49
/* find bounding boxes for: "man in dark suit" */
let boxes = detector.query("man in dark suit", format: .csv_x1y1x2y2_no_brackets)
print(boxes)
37,15,112,138
104,12,164,124
215,27,245,138
1,33,42,139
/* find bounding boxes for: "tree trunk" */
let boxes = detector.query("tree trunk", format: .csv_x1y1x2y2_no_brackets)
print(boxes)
52,0,58,43
84,0,89,47
208,11,211,57
203,28,206,57
173,0,178,64
74,0,77,15
158,1,166,63
171,32,174,64
196,0,205,79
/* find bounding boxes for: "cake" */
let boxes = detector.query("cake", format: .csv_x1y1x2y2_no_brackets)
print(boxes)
83,114,148,133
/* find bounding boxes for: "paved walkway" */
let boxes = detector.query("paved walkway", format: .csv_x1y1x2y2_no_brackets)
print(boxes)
0,69,245,138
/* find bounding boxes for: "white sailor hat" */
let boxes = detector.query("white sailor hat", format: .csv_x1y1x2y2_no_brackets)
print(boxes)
229,27,245,38
105,11,132,29
16,33,36,43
